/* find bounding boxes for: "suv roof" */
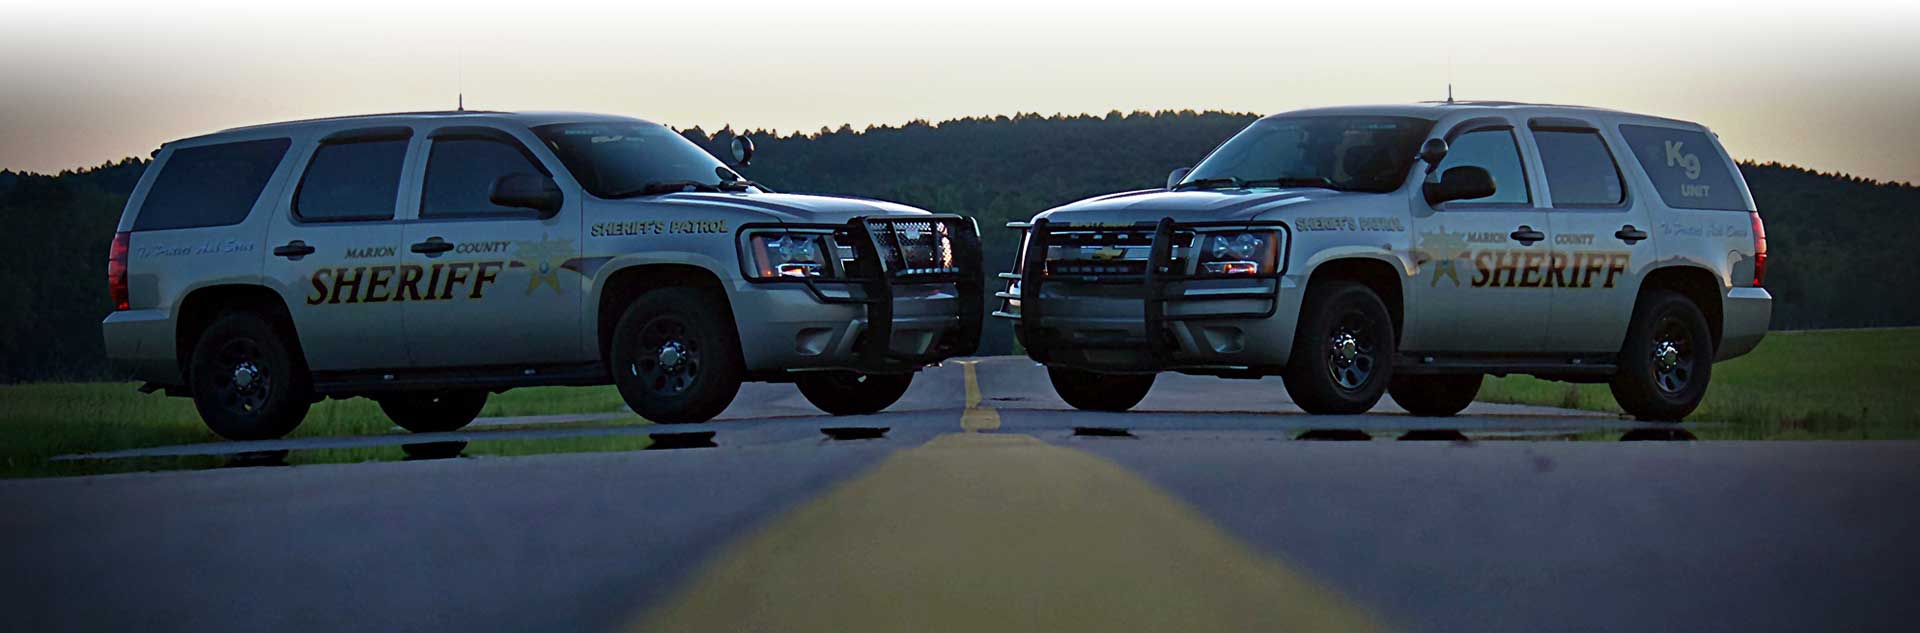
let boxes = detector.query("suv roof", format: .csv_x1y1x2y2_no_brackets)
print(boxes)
1266,101,1702,130
169,110,661,147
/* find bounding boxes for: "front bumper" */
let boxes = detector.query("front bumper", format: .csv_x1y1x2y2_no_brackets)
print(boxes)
992,217,1299,373
733,214,985,374
1718,286,1772,360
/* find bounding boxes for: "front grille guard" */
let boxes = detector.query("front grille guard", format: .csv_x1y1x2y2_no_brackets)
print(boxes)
743,214,985,372
992,217,1290,366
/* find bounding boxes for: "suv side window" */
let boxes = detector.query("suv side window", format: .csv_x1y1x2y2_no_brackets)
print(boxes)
1532,129,1625,206
294,138,409,222
1435,129,1530,205
421,137,549,219
1617,124,1746,210
133,138,291,231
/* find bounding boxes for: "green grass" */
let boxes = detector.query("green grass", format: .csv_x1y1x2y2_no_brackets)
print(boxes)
0,383,637,476
1478,328,1920,439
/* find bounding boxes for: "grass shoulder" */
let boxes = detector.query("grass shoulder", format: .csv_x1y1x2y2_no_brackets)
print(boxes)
1477,328,1920,439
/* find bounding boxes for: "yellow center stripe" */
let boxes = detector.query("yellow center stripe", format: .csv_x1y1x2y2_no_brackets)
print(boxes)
960,360,1001,432
631,364,1385,631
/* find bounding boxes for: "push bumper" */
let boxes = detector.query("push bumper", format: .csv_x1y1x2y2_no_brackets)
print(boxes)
1718,286,1772,360
733,214,985,374
992,217,1298,373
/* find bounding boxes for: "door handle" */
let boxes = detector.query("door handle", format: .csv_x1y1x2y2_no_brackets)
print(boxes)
272,240,316,259
1615,225,1649,245
410,237,454,256
1509,225,1545,246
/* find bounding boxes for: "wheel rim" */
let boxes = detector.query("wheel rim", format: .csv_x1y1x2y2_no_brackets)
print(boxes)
211,338,270,415
1325,311,1377,391
630,316,701,396
1650,315,1694,394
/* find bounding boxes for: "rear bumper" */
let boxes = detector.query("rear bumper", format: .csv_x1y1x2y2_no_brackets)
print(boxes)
102,308,181,385
994,217,1299,373
733,214,984,375
1718,286,1772,360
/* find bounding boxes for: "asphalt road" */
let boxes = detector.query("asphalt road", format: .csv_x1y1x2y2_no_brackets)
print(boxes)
4,357,1917,632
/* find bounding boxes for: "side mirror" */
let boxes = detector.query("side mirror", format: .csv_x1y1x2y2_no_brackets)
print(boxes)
1418,138,1449,172
730,136,755,166
489,172,563,217
1166,167,1192,190
1423,166,1496,206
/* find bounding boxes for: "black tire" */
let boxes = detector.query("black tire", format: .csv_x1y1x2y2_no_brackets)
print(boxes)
609,287,744,424
188,311,312,440
1388,373,1483,417
1610,290,1713,422
1282,281,1396,415
796,372,913,416
1048,367,1155,412
378,391,488,433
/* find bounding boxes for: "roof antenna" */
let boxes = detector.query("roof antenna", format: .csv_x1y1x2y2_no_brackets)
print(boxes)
1447,83,1454,104
455,48,466,112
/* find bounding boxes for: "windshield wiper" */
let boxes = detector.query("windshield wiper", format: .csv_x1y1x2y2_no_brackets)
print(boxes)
1239,176,1345,191
604,180,724,198
1175,177,1242,190
717,178,765,192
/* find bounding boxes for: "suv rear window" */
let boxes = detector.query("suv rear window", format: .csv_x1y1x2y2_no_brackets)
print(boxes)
133,138,290,231
1618,124,1747,210
1533,130,1625,206
294,139,409,222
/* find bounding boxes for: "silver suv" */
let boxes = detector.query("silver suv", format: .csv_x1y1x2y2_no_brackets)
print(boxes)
996,102,1770,421
103,111,983,439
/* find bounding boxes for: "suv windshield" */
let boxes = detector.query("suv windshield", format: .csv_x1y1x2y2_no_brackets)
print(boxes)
1181,116,1434,193
533,122,755,198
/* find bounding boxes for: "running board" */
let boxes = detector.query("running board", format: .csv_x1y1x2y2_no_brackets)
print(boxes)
311,363,608,395
1393,354,1616,378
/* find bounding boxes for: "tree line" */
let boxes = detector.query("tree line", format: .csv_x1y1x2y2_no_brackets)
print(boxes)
1,111,1914,381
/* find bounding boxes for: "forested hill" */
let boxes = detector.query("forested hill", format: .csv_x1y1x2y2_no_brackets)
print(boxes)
2,111,1916,381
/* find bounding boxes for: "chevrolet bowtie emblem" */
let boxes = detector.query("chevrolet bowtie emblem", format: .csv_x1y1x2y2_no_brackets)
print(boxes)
1088,248,1127,261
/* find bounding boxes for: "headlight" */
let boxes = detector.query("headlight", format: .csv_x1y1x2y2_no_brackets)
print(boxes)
1194,231,1278,276
745,231,836,278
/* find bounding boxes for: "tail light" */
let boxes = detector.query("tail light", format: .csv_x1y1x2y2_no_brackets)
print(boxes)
108,231,130,311
1749,212,1767,287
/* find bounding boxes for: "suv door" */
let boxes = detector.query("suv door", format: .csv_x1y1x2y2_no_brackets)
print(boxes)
398,125,586,368
1405,118,1552,353
261,127,415,372
1526,118,1651,353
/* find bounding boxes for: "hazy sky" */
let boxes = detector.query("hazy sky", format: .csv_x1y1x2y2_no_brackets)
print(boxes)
4,0,1918,183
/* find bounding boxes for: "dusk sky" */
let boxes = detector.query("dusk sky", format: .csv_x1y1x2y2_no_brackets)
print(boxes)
4,0,1917,183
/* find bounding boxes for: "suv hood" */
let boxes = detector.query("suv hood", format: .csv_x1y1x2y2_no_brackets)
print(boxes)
616,191,929,225
1035,187,1386,225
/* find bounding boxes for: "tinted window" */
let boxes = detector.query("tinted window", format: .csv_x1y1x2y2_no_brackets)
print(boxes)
1618,124,1747,210
1435,129,1529,205
1182,116,1434,193
294,139,408,221
1533,130,1625,206
422,138,548,218
133,138,290,231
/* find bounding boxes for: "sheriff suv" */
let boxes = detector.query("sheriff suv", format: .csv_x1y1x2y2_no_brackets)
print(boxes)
104,111,983,440
996,102,1770,421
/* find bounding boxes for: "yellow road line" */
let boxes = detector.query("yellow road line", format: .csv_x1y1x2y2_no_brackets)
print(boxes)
633,432,1385,632
959,360,1001,432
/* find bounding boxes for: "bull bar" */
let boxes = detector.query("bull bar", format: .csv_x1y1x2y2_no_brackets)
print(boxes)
992,217,1291,369
739,214,985,373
